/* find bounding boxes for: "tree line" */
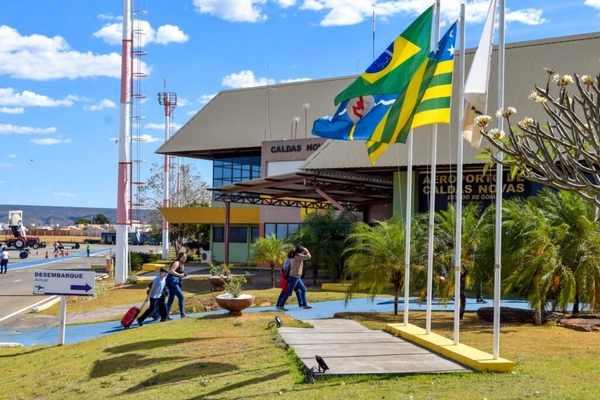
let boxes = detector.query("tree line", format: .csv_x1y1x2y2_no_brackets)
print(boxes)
250,189,600,326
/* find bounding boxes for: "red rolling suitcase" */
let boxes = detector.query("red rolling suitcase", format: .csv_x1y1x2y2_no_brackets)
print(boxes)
121,300,147,329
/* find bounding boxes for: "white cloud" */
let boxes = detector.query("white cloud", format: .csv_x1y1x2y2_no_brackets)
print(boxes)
222,70,275,88
221,71,310,89
131,134,161,143
193,0,268,23
198,93,216,104
156,25,190,44
98,13,121,21
585,0,600,10
191,0,546,28
93,21,189,46
0,25,139,81
7,154,17,158
84,98,116,111
30,138,71,145
276,0,296,7
0,163,14,167
144,123,165,130
280,77,311,83
0,124,56,134
144,122,183,131
0,88,75,107
505,8,548,26
186,109,199,116
175,97,190,107
92,23,122,46
0,107,23,114
53,192,76,197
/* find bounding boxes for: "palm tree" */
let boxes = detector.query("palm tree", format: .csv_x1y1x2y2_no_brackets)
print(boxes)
343,212,411,316
287,210,353,286
500,197,560,325
249,233,289,288
532,189,600,314
428,203,492,319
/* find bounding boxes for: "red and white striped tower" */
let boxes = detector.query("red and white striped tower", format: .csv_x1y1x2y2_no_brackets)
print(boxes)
116,0,132,284
157,91,177,259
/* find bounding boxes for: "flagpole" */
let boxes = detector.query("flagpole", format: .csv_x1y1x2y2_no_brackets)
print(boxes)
404,130,413,326
372,12,376,62
453,3,466,346
493,0,505,360
425,0,441,335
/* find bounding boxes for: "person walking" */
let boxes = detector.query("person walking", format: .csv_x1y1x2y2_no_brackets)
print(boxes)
276,249,302,311
1,247,9,274
53,242,59,256
137,267,169,326
86,242,90,257
279,246,312,310
165,252,188,319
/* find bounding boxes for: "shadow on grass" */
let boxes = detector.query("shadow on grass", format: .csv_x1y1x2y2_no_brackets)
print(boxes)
119,361,239,395
0,346,51,358
91,353,184,378
103,337,206,354
187,371,289,399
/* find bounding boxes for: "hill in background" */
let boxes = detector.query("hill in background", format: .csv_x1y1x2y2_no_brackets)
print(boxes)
0,204,153,228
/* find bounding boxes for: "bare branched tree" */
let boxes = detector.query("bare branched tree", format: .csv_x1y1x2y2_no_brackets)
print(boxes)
137,161,212,244
138,162,211,209
478,69,600,207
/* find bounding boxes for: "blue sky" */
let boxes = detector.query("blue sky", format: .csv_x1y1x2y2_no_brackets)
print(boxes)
2,0,600,209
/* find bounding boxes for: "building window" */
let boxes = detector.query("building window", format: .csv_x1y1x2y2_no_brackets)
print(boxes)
229,227,247,243
213,227,248,243
251,227,259,243
213,151,261,188
213,227,224,243
264,223,301,240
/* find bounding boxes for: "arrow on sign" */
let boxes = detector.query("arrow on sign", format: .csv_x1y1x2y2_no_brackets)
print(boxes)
70,283,93,292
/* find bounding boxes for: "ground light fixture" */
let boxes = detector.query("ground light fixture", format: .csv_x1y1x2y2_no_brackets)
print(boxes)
315,355,329,373
268,315,283,328
304,355,329,384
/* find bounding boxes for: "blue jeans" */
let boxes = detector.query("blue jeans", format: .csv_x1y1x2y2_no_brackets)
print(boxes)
281,276,308,307
276,287,301,307
166,275,185,316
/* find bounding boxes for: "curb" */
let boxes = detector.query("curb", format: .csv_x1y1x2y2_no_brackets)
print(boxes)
30,296,60,313
0,342,23,348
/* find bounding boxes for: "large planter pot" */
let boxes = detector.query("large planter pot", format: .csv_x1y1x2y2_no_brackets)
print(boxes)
209,276,230,292
215,293,255,316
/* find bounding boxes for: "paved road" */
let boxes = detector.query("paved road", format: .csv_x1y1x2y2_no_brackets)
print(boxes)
0,244,128,325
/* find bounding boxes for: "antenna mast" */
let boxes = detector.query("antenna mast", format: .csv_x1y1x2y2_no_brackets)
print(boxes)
157,86,177,260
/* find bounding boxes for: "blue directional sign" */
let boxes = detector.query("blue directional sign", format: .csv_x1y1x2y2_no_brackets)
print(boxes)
33,270,96,296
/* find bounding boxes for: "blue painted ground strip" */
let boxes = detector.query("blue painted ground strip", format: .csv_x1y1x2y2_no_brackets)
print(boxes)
0,296,529,347
6,249,112,272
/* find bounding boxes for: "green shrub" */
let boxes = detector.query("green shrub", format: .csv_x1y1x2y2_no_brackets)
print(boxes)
126,273,138,284
129,252,144,272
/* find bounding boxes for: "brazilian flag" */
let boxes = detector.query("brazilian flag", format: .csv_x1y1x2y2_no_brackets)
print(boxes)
334,6,433,106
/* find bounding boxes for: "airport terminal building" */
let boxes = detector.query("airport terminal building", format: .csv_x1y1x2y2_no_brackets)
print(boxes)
156,32,600,264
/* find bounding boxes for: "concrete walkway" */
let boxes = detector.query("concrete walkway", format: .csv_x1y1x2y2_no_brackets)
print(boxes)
280,318,470,378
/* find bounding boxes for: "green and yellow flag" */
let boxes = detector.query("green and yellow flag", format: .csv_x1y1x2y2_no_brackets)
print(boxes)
366,21,457,164
334,6,433,106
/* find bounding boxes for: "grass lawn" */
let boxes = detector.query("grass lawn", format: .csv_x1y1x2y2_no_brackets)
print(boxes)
4,279,600,399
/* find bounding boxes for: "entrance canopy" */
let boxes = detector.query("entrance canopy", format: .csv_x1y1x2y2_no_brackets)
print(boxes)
210,170,393,212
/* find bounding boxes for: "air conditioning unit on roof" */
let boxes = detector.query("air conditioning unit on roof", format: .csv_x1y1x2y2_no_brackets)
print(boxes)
201,251,213,264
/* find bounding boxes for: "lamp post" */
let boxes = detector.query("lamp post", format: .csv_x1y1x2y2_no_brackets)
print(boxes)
293,116,300,139
303,103,310,138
